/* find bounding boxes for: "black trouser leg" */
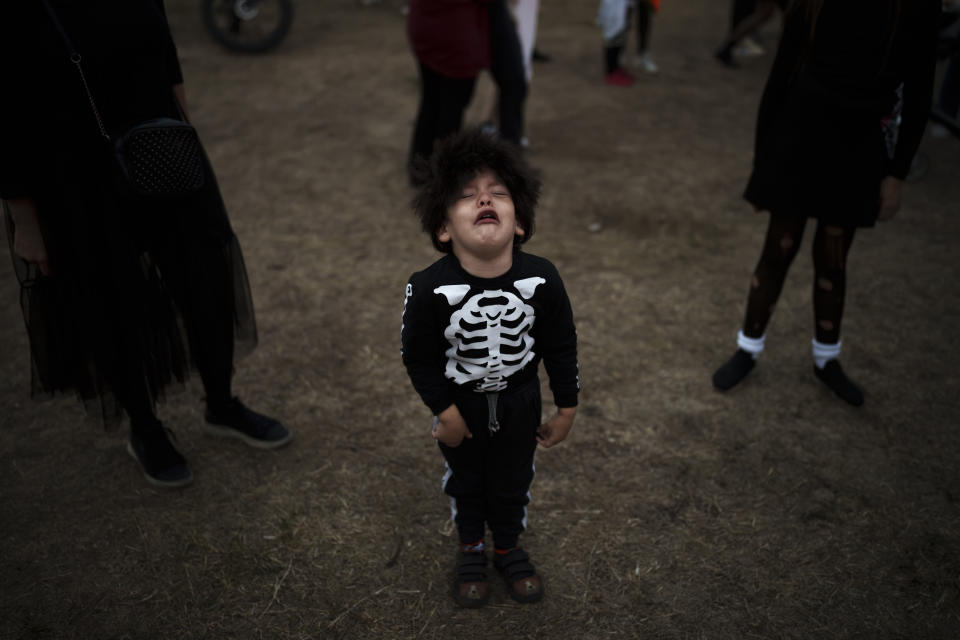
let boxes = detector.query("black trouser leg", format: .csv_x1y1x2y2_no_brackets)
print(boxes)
485,387,539,549
409,63,477,175
440,435,487,544
489,0,527,145
742,213,806,338
731,0,757,32
811,222,856,344
637,1,653,53
439,382,540,548
604,46,623,73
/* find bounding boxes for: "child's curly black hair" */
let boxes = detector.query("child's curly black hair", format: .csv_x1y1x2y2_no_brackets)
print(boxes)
411,128,541,253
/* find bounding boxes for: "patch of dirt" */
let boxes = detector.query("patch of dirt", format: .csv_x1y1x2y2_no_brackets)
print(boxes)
2,1,959,638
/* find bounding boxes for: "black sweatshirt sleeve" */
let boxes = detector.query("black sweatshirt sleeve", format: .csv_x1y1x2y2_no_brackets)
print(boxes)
537,266,580,408
401,274,455,416
888,0,940,180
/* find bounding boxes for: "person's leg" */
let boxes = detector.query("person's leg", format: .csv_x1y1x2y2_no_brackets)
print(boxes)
715,0,776,66
937,52,960,118
932,52,960,137
440,438,487,548
481,86,500,132
743,213,807,339
111,346,192,487
713,212,806,390
634,1,658,72
637,1,652,54
603,22,634,84
438,403,491,608
811,223,855,346
486,385,543,603
409,63,445,176
486,416,537,551
810,222,863,405
604,43,623,74
731,0,757,32
489,0,528,145
150,232,236,409
409,63,477,180
150,228,291,447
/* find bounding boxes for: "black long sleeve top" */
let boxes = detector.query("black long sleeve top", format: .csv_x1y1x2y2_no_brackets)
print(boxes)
755,0,940,180
0,0,184,199
401,251,580,416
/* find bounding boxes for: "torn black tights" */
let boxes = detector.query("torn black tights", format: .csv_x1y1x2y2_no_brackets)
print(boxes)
812,223,856,344
741,214,856,343
742,214,805,338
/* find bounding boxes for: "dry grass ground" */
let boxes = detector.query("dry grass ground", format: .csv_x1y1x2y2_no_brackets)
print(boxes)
2,1,959,638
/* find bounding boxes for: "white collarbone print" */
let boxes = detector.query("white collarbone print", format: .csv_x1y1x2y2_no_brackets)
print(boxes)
435,277,545,392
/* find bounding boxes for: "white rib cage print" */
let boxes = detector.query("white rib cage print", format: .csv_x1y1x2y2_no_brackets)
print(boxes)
435,277,545,392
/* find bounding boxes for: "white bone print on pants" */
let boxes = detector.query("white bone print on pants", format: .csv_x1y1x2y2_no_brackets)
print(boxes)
435,277,545,392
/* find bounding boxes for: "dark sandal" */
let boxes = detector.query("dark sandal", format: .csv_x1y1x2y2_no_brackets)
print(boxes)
493,548,544,604
452,550,489,608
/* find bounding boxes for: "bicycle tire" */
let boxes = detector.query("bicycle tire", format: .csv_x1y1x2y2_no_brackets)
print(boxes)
201,0,293,54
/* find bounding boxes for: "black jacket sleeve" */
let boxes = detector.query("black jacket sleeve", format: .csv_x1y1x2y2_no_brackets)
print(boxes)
401,274,455,416
888,0,940,180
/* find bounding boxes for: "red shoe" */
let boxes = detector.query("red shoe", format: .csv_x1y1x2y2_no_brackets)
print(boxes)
604,67,635,87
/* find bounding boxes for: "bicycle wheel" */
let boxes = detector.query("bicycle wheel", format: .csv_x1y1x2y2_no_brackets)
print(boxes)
202,0,293,53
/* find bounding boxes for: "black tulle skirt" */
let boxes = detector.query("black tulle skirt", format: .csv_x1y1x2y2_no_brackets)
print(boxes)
4,144,257,428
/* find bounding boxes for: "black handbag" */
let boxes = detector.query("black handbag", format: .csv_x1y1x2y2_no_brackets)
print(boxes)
41,0,206,198
113,118,206,197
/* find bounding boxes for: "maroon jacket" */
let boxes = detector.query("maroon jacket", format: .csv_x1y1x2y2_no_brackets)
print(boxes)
406,0,491,79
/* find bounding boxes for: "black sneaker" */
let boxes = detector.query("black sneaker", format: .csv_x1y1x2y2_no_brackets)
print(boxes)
202,397,293,449
712,349,756,391
127,427,193,488
814,360,864,406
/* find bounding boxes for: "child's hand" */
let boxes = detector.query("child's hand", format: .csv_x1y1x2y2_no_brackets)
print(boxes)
433,404,472,447
536,407,577,448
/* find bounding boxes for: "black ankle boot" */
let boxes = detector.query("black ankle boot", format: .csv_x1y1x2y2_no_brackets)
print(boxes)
712,349,756,391
814,360,864,406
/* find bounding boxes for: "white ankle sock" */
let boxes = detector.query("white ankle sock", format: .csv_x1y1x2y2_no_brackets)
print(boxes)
737,330,765,359
812,338,842,369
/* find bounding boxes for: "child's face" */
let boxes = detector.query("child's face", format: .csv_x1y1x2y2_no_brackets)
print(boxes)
438,169,524,262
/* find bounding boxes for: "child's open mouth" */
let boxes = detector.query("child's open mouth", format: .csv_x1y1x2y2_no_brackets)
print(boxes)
475,209,499,224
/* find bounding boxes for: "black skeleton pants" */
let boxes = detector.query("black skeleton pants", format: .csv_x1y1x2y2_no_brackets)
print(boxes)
438,378,541,550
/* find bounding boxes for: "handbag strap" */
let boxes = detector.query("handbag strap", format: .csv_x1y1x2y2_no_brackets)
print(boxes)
39,0,111,141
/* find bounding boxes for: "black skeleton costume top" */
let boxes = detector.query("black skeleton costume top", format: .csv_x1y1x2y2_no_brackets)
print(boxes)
402,251,579,417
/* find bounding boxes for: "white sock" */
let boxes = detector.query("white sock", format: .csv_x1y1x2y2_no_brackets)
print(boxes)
737,330,765,360
812,338,842,369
